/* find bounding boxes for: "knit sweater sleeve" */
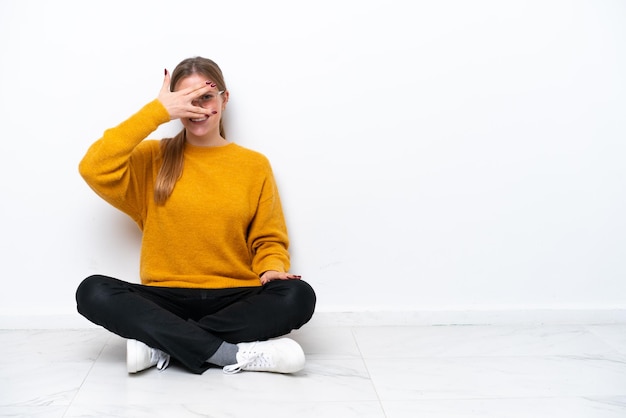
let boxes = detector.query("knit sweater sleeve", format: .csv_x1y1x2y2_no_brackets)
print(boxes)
78,100,170,227
248,162,291,276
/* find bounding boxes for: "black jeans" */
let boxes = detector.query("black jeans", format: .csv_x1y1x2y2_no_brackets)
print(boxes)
76,275,316,374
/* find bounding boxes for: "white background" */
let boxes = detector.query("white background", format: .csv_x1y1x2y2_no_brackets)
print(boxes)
1,0,625,323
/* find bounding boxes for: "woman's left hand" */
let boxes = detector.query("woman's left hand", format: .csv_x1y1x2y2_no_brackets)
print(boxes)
260,271,302,285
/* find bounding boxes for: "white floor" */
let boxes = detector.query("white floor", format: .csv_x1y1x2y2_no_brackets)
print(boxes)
1,323,626,417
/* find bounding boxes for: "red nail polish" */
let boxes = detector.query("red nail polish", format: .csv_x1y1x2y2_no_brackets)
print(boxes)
211,83,216,88
164,69,168,76
212,111,218,114
206,80,211,84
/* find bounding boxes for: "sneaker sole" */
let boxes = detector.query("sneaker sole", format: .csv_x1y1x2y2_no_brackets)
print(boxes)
127,339,140,374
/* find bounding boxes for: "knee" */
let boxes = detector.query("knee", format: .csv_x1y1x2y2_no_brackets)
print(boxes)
293,279,316,308
283,280,317,325
75,275,116,316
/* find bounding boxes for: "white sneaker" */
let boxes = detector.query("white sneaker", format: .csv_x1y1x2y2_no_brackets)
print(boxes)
127,339,170,374
223,338,305,374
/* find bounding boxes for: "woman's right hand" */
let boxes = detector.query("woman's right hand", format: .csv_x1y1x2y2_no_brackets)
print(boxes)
157,69,214,121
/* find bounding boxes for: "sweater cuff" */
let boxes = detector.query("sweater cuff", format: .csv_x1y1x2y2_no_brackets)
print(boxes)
144,99,171,125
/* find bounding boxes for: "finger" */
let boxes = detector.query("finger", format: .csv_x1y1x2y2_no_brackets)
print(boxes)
179,81,218,99
160,69,171,93
178,106,213,119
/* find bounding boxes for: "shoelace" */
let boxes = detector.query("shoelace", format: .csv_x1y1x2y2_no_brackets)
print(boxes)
152,349,170,371
223,345,273,375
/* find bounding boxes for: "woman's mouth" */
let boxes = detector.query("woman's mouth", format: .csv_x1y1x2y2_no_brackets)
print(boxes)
190,116,209,123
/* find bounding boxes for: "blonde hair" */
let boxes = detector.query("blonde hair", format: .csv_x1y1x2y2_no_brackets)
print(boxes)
154,57,228,205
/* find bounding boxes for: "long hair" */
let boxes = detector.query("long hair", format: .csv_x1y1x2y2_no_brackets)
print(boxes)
154,57,228,205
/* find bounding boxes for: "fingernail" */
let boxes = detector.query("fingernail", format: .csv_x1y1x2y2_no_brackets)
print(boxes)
212,110,218,114
164,69,168,76
211,83,216,88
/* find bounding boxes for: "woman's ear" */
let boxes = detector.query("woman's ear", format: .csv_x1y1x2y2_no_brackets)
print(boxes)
221,90,230,110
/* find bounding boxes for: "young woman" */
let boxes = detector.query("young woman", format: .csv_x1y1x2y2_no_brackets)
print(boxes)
76,57,316,375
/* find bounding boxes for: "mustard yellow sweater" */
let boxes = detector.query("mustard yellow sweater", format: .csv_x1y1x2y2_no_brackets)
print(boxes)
79,100,290,288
